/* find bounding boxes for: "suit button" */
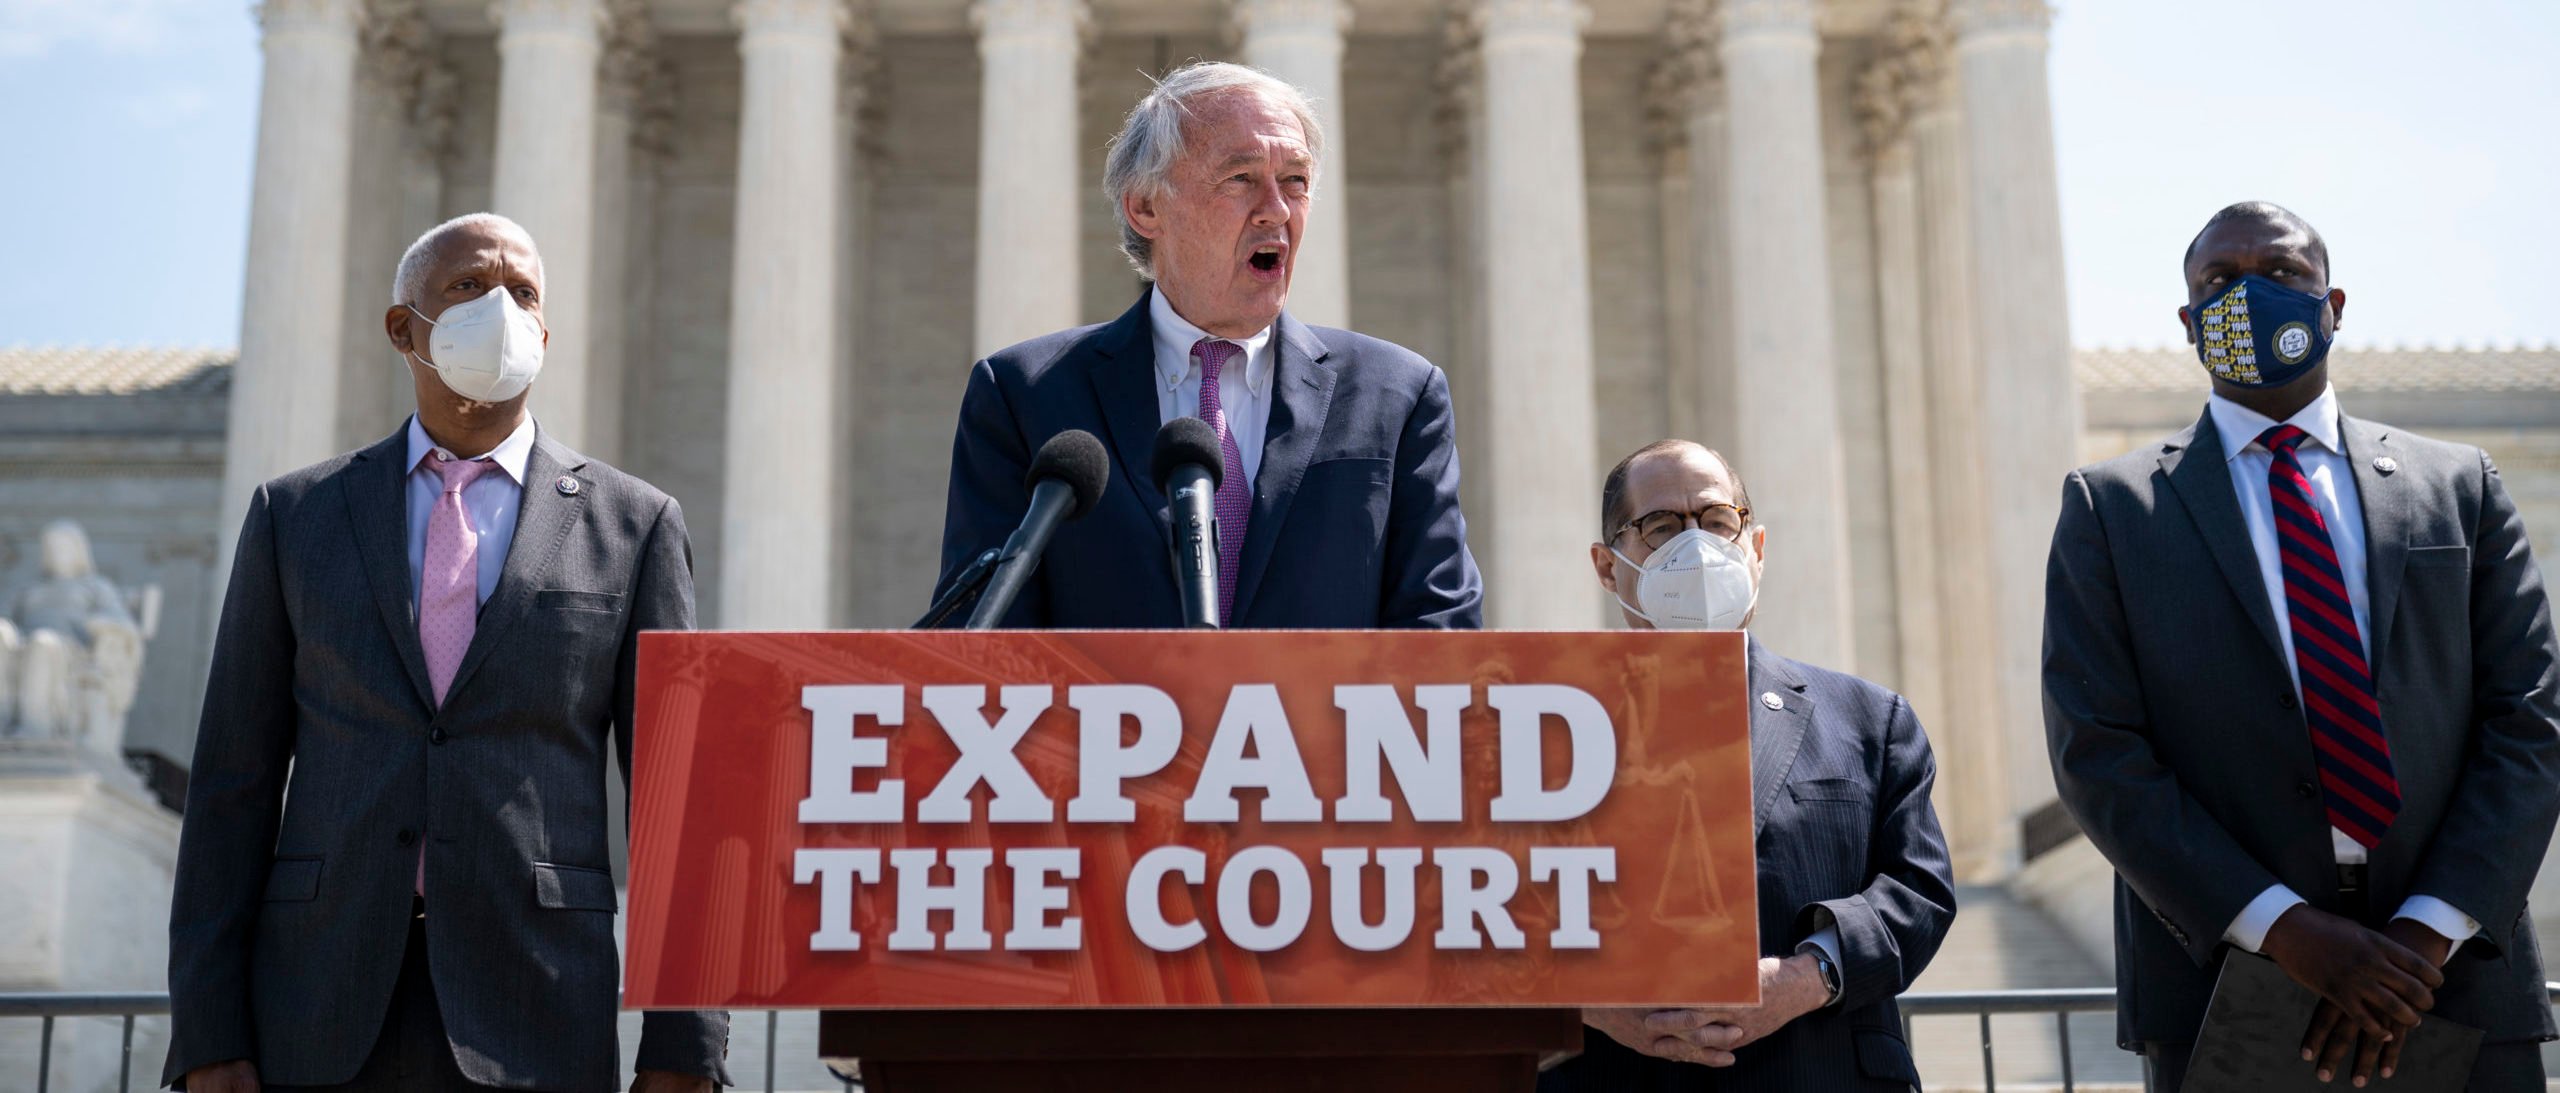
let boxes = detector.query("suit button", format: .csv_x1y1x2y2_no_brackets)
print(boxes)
430,728,449,745
2296,780,2318,800
2280,693,2299,710
397,829,417,847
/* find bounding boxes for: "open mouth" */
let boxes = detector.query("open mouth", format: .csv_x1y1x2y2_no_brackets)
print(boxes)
1248,245,1284,273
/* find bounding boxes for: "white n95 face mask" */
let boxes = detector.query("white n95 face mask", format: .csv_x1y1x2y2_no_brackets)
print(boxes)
1612,526,1759,630
405,286,546,403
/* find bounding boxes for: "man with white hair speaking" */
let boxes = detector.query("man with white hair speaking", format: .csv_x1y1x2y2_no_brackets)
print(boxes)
936,61,1482,629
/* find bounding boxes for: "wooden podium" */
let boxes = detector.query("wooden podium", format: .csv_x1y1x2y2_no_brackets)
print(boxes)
819,1008,1585,1092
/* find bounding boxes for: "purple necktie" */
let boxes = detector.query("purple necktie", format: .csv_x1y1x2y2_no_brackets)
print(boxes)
418,452,496,896
1194,337,1250,625
2260,424,2399,847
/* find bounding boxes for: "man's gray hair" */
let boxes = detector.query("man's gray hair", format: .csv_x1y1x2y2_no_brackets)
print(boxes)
1102,61,1326,278
391,212,543,307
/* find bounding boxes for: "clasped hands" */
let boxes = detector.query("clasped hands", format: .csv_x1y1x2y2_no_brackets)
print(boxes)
1583,953,1830,1067
2261,906,2454,1089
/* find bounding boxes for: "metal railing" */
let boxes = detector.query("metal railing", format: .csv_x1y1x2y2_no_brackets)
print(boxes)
11,987,2560,1093
1895,983,2560,1093
0,993,167,1093
1900,988,2123,1093
0,997,853,1093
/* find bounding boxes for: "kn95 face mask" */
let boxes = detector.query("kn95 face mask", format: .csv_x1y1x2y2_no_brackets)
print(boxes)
405,286,546,403
1612,526,1758,630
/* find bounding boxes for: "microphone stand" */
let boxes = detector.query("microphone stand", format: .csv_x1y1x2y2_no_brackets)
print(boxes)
913,548,1000,629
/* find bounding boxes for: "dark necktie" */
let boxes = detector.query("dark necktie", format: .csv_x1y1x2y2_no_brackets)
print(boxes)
2260,424,2399,847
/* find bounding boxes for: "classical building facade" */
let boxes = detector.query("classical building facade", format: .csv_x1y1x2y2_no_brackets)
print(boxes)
13,0,2552,990
215,0,2076,883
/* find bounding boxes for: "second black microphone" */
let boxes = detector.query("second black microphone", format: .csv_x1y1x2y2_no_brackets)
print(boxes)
1151,417,1225,629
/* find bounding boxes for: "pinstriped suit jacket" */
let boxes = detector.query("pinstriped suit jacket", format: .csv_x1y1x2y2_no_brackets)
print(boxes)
163,424,729,1090
1540,639,1957,1093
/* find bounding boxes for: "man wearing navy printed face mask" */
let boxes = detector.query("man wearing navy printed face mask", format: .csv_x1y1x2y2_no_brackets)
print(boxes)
1545,440,1954,1092
166,213,728,1092
2045,202,2560,1090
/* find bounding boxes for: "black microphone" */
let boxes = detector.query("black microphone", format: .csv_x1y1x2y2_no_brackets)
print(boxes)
963,429,1111,630
1151,417,1225,630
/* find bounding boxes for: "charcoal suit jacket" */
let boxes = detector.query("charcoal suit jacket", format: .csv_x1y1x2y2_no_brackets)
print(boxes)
2043,406,2560,1047
1539,638,1957,1092
936,288,1482,629
165,424,729,1090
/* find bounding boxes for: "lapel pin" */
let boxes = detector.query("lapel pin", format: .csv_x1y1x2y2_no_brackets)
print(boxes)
2373,457,2398,476
1760,692,1785,711
556,475,582,496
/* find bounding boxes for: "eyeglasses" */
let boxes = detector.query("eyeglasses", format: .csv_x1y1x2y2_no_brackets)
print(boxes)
1612,503,1751,553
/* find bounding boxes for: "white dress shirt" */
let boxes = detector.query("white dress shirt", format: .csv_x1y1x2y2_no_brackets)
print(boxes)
1150,286,1276,489
404,415,534,609
2204,389,2480,954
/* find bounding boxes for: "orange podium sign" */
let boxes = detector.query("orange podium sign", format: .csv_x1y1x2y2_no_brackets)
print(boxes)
623,629,1756,1011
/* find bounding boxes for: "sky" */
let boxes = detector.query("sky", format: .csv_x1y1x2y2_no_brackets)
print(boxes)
0,0,2552,352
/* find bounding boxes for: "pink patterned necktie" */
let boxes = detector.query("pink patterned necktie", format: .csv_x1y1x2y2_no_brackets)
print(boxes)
1194,337,1250,626
420,452,499,705
417,453,495,898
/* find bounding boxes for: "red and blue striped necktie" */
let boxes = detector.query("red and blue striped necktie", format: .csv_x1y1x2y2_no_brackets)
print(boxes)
2260,424,2400,847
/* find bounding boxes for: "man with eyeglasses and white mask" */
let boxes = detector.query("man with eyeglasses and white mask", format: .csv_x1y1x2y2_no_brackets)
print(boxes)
1539,439,1956,1093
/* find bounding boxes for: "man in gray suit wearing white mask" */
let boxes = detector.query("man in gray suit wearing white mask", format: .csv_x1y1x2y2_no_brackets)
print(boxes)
165,213,728,1092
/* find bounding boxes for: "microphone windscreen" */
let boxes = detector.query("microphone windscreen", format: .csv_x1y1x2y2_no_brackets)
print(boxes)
1150,417,1225,495
1025,429,1111,520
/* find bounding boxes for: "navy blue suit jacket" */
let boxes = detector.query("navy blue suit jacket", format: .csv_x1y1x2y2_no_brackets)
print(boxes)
935,289,1482,628
1541,640,1957,1093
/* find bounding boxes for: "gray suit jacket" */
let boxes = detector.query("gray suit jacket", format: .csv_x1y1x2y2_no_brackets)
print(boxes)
2043,407,2560,1046
164,425,730,1090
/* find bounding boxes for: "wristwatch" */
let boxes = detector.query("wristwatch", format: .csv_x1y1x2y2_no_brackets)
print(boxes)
1798,942,1843,1007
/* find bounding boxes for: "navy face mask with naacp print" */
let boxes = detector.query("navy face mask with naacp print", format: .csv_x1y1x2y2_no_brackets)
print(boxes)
2191,273,2333,388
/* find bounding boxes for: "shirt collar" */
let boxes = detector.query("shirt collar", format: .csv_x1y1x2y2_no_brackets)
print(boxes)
2207,385,2341,464
1149,285,1276,398
405,414,536,486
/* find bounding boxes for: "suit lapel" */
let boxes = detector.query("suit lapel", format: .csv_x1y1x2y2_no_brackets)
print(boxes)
2341,416,2412,665
2157,409,2287,664
344,426,437,711
1228,314,1335,623
440,431,588,706
1085,291,1172,534
1746,639,1812,839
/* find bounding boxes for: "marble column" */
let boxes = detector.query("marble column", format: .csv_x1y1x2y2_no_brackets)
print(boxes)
1234,0,1352,330
586,0,659,466
1433,19,1495,567
1665,0,1735,450
1644,17,1705,444
338,0,434,451
1911,13,2013,880
1856,46,1948,818
1950,0,2079,814
1717,0,1850,665
723,0,846,629
970,0,1085,358
490,0,608,451
1472,0,1600,629
218,0,367,620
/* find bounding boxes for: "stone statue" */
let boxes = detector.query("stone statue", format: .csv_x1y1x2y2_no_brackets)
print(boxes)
0,520,159,763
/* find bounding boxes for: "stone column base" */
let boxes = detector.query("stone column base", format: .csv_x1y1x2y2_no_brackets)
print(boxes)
0,743,179,1091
